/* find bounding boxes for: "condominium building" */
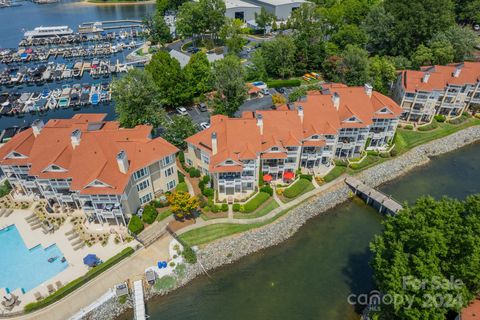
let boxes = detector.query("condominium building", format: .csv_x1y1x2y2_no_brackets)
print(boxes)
185,84,402,202
0,114,179,225
392,62,480,123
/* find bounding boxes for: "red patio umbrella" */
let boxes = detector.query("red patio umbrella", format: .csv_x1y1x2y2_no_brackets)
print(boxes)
283,171,295,180
263,174,273,182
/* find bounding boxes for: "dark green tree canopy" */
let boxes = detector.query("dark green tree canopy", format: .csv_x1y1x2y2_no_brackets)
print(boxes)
212,55,246,116
370,195,480,320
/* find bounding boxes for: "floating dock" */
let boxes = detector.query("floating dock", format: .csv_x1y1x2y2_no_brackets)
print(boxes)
133,280,146,320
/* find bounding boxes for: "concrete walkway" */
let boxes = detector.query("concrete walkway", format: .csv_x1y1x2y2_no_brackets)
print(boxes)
177,174,348,235
10,235,172,320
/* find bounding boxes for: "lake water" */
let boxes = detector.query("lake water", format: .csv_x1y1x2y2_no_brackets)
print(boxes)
116,144,480,320
0,0,155,131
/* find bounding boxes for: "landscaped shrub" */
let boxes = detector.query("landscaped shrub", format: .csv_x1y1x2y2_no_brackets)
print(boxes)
202,187,214,198
128,216,144,234
24,247,134,313
150,199,168,208
182,245,197,264
379,152,390,158
198,195,207,208
178,151,185,164
221,203,229,212
404,124,414,130
418,120,438,131
0,180,11,198
259,185,273,196
188,167,201,178
434,114,446,122
211,205,219,213
334,159,348,167
141,205,158,224
178,171,185,183
283,179,311,199
448,113,470,125
241,192,270,213
266,79,301,88
175,182,189,193
232,203,240,212
299,174,313,181
390,149,398,157
202,175,210,184
198,180,205,191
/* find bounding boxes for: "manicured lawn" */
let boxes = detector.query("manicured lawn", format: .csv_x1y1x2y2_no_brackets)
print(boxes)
175,182,189,193
180,224,259,246
234,198,279,219
241,192,271,212
394,118,480,155
323,165,346,183
156,209,172,222
281,179,315,202
347,155,382,172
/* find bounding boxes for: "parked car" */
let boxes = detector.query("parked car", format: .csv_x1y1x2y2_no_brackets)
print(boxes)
474,24,480,31
187,47,200,53
277,87,286,94
176,107,188,116
198,103,208,112
261,88,270,95
200,122,210,130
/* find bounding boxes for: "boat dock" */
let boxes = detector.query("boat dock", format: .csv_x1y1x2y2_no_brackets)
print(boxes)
78,20,144,33
133,280,146,320
345,177,403,215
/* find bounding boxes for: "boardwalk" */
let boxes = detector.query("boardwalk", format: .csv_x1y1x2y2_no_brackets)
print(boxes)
345,177,403,215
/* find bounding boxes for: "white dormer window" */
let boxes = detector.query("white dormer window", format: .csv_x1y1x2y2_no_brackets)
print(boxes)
225,160,233,165
43,164,67,173
271,147,279,151
5,151,27,159
311,135,319,139
343,116,362,123
377,107,392,114
85,179,112,188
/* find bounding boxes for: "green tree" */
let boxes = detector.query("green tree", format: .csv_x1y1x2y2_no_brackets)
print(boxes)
429,40,455,65
291,3,325,73
384,0,455,56
111,69,164,129
183,51,212,97
145,12,172,46
198,0,226,39
332,23,368,48
411,44,433,68
212,55,246,116
455,0,480,24
362,5,396,55
370,195,480,320
261,35,296,79
255,7,275,35
368,56,396,94
245,49,268,81
162,115,198,148
167,191,199,219
339,44,370,86
176,1,203,40
146,51,190,107
219,18,246,55
431,25,477,61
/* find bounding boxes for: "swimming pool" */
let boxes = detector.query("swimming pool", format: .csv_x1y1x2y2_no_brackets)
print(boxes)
0,225,69,293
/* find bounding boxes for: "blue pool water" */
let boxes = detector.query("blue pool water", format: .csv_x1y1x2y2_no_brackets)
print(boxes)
0,225,69,293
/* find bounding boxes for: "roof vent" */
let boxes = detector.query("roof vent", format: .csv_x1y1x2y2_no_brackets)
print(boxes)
211,132,218,155
422,72,430,83
297,106,304,123
452,67,462,78
364,83,373,98
256,114,264,135
332,92,340,110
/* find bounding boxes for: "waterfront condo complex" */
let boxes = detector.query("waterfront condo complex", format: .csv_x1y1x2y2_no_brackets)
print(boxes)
185,83,402,202
392,61,480,123
0,114,179,225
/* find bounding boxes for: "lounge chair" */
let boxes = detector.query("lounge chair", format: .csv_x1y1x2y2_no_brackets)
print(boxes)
34,292,42,301
65,229,75,236
73,243,85,251
55,281,63,289
4,209,13,217
0,208,6,217
71,238,82,245
67,233,79,241
31,224,42,230
47,284,55,294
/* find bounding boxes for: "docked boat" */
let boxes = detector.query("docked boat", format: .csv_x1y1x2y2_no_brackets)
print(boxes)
24,26,73,39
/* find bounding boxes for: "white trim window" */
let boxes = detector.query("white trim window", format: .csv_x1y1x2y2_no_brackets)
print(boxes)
164,167,174,177
133,167,149,180
139,193,153,204
136,179,150,192
162,154,174,167
167,180,176,190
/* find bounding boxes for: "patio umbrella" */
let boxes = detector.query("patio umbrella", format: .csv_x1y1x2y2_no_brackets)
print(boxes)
83,254,99,267
283,171,295,180
263,174,273,182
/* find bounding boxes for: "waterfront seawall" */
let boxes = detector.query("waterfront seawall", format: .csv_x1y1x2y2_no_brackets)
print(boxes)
87,126,480,320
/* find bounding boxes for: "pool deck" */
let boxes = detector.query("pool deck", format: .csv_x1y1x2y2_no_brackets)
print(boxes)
0,205,137,313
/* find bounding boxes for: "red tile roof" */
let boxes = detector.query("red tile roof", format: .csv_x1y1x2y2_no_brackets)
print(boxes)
0,114,178,195
186,84,401,172
400,62,480,92
461,298,480,320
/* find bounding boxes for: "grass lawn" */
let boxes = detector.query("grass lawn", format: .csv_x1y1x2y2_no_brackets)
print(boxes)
280,179,315,203
156,209,172,222
394,118,480,155
347,155,383,173
323,165,347,183
234,198,279,219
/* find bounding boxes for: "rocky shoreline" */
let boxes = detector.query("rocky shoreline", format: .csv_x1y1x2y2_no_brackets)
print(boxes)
85,126,480,320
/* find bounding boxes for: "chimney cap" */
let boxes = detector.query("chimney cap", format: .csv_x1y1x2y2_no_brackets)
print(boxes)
211,131,217,139
116,149,126,160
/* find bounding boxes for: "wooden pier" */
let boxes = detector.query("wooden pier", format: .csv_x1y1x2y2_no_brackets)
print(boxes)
345,177,403,215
